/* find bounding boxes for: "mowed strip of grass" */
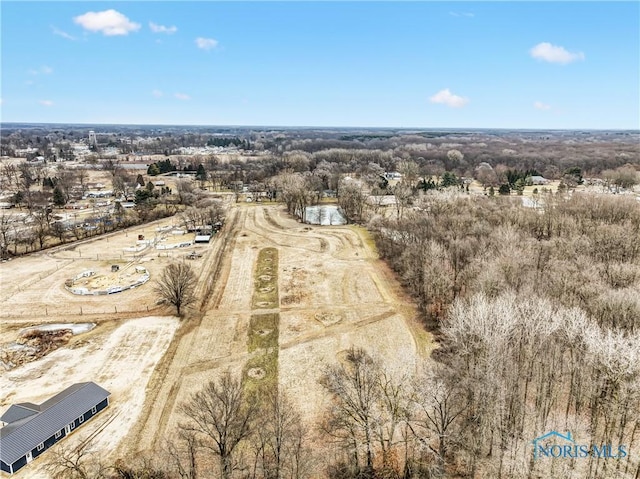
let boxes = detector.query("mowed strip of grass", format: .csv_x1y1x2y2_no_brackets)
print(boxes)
244,346,279,398
252,247,279,310
245,248,280,399
247,313,279,353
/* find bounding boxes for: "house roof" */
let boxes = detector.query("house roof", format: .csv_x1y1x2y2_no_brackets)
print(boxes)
0,382,110,465
0,405,39,425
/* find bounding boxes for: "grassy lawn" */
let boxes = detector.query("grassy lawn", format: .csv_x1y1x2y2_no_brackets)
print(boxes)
251,247,279,309
245,248,280,400
243,346,279,399
247,313,279,352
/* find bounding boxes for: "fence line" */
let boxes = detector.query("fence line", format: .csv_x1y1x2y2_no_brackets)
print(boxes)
1,305,161,318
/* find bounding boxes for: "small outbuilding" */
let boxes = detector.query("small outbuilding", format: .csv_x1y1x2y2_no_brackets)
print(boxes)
0,382,110,474
529,175,549,185
194,235,211,243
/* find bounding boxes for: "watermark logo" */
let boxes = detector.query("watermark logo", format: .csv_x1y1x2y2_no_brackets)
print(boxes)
532,431,628,460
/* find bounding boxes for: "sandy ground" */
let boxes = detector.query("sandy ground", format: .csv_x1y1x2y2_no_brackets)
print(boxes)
0,218,205,317
1,316,179,478
0,214,219,477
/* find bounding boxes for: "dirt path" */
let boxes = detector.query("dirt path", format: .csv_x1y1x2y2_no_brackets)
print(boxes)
130,204,432,454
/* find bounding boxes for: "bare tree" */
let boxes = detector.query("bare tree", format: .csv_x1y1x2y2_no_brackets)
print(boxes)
56,165,78,203
392,184,413,220
30,208,52,250
250,390,311,479
165,430,200,479
45,439,107,479
0,163,19,192
0,213,13,258
113,171,137,201
155,261,197,316
397,160,419,188
102,158,121,177
320,347,380,476
179,371,257,479
77,167,89,196
176,179,198,206
338,181,367,223
410,366,469,476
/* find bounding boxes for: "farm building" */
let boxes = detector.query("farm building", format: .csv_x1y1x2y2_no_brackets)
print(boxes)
528,175,549,185
0,382,110,474
194,235,211,243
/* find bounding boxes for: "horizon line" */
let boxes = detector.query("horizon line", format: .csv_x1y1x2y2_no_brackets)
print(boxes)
2,121,639,133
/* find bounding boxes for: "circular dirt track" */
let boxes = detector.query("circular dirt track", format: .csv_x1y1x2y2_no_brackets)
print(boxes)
66,264,149,295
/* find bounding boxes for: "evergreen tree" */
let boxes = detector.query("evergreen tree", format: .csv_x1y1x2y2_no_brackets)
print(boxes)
440,171,459,188
196,164,206,181
53,186,66,207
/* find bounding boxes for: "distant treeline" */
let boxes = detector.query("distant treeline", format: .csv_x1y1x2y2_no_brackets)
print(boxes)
207,136,250,149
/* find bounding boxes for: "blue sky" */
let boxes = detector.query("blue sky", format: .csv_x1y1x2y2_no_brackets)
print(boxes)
1,2,638,129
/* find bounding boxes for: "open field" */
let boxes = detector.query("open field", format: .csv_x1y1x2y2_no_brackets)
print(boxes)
0,203,430,476
0,217,206,317
134,204,431,455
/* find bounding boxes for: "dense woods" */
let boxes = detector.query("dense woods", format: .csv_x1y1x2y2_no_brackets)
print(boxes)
367,192,640,478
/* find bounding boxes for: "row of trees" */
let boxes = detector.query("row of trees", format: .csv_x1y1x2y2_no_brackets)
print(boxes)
47,373,312,479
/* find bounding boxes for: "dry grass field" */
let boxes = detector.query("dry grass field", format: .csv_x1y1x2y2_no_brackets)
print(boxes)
134,204,432,455
0,203,431,476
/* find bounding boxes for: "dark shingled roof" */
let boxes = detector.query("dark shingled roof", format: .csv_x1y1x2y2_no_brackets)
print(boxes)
0,382,110,466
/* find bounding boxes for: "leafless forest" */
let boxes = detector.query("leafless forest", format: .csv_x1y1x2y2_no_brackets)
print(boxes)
371,193,640,478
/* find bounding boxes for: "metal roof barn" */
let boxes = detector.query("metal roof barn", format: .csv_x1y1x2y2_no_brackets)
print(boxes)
0,382,110,474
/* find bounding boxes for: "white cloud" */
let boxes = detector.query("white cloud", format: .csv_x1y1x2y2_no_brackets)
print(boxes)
51,26,76,40
74,9,141,36
195,37,218,50
174,93,191,100
534,101,551,111
0,98,3,105
429,89,469,108
29,66,53,76
530,42,584,64
152,89,163,98
449,11,475,17
39,100,54,107
150,22,177,34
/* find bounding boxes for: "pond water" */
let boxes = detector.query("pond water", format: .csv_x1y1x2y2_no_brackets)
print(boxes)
304,205,347,225
19,322,96,336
